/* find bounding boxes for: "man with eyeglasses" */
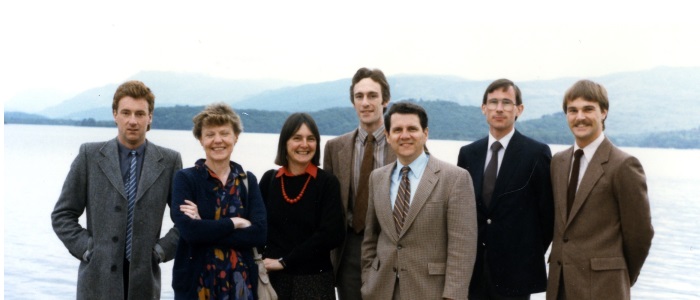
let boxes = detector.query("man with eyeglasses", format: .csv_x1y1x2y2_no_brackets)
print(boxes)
457,79,554,299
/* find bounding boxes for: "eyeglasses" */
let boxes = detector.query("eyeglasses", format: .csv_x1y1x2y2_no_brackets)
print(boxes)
485,99,517,111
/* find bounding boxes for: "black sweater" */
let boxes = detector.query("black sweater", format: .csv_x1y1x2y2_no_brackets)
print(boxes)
260,168,345,275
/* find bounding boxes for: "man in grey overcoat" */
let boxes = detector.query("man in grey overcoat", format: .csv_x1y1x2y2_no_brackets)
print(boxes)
52,80,182,300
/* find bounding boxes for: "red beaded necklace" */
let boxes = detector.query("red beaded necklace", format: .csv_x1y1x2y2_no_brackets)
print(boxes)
280,175,312,204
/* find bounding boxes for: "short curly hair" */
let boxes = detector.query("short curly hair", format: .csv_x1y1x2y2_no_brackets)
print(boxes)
192,102,243,140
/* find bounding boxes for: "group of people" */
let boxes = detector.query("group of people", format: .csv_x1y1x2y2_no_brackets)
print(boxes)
51,67,654,300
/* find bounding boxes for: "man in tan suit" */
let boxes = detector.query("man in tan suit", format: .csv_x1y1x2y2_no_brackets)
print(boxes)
324,67,396,300
547,80,654,300
361,102,478,300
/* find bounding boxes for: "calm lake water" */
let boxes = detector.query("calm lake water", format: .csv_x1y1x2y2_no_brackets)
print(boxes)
4,124,700,299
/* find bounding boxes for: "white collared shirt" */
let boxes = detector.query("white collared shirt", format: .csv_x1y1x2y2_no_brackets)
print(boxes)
571,132,606,190
484,128,515,176
390,152,429,209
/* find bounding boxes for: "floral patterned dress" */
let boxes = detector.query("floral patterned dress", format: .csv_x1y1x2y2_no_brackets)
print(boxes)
196,160,254,300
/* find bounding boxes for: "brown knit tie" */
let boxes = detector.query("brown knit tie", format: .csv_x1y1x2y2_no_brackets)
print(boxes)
482,141,502,208
352,134,375,233
567,149,584,218
393,166,411,234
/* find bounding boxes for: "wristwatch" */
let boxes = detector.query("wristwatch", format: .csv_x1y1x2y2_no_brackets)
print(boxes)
278,257,287,268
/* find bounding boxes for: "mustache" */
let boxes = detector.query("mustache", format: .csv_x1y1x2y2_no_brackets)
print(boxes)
574,120,592,126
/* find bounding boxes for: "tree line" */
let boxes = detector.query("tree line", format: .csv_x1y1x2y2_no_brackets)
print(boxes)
5,100,699,149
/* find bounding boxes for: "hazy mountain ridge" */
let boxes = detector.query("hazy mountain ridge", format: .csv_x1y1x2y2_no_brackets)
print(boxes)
35,71,298,119
7,67,700,135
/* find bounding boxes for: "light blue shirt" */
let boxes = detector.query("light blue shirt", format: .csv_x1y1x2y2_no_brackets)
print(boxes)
390,152,429,209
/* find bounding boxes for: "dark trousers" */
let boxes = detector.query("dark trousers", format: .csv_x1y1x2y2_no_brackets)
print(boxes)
557,271,567,300
123,259,130,299
470,253,530,300
336,228,363,300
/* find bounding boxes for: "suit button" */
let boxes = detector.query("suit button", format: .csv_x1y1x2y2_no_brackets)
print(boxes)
111,265,117,272
115,206,122,212
482,242,487,247
487,219,492,224
112,236,119,243
557,261,561,266
563,237,569,243
397,245,402,250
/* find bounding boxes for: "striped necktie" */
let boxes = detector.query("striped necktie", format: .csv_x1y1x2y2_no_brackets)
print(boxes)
125,150,137,261
393,166,411,234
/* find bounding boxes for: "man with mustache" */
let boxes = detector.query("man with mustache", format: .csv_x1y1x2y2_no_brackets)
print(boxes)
546,79,654,300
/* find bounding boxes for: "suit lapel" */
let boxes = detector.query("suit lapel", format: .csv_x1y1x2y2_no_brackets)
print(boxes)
567,138,611,227
337,130,357,201
491,131,524,209
556,147,574,225
98,138,128,200
471,139,488,208
137,141,165,202
400,156,439,237
376,162,400,241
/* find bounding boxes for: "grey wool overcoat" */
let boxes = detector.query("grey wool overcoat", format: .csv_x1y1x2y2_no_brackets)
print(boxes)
52,138,182,300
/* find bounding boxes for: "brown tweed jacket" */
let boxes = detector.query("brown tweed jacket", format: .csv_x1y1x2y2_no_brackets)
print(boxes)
323,129,395,274
547,137,654,300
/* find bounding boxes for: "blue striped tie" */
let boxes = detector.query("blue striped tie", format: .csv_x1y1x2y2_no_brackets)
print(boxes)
125,150,137,261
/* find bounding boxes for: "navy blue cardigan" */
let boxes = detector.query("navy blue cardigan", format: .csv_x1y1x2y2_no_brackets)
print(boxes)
171,161,267,299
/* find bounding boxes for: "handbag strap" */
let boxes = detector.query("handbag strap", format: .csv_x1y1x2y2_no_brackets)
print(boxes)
241,172,265,260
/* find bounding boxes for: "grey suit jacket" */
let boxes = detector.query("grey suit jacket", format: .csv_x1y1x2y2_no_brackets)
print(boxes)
546,137,654,300
52,138,182,300
323,129,396,272
361,155,478,300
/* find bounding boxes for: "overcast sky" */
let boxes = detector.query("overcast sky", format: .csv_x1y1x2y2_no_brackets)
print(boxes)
2,0,699,109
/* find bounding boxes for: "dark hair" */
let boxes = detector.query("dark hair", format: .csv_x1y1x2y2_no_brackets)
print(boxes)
191,102,243,140
349,67,391,108
563,79,609,129
482,78,522,105
384,101,428,132
275,113,321,167
113,80,155,130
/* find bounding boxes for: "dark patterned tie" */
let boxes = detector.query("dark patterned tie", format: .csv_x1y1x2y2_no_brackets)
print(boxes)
125,150,137,261
567,149,584,218
482,141,502,208
353,134,375,233
393,166,411,234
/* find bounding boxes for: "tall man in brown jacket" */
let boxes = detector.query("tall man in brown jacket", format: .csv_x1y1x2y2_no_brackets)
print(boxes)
361,102,477,300
324,67,396,299
547,80,654,300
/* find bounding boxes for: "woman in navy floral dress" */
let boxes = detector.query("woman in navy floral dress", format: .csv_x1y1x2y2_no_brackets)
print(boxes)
172,103,267,299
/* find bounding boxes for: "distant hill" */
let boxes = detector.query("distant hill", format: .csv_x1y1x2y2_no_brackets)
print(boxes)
38,71,298,120
232,67,700,135
9,67,700,136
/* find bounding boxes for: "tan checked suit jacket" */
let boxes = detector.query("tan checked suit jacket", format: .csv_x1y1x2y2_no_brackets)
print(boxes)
361,155,478,300
547,137,654,300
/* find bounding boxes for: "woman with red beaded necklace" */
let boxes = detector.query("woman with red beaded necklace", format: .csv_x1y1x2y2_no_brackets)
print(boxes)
260,113,345,299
